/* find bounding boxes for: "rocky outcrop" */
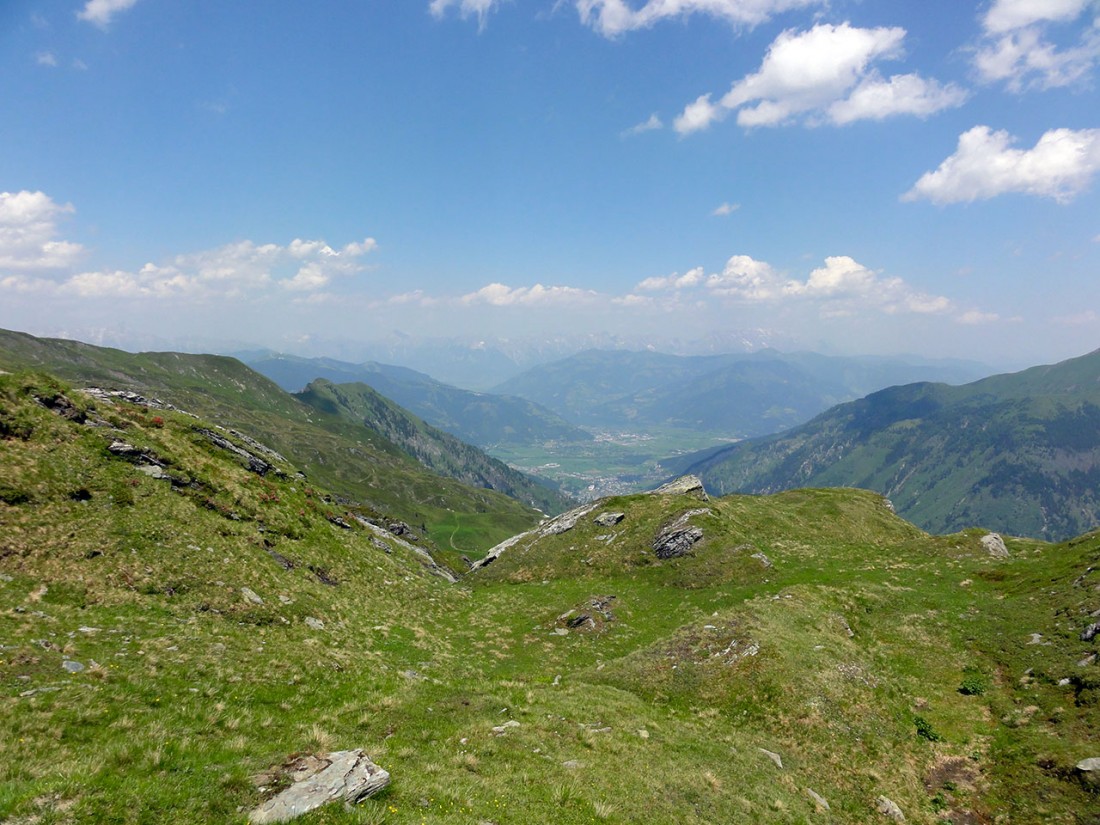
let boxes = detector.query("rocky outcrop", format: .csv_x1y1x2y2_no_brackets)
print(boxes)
875,795,905,821
249,750,389,823
352,515,456,582
594,511,625,527
980,533,1009,559
652,508,711,559
195,427,276,476
470,501,600,572
650,475,709,501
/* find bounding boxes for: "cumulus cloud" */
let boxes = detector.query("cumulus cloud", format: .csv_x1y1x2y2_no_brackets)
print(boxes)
629,253,956,317
675,23,962,132
36,52,58,67
983,0,1092,35
903,125,1100,204
459,282,598,306
827,72,968,124
575,0,823,37
0,190,85,272
712,202,740,216
973,0,1100,90
77,0,141,28
635,266,705,291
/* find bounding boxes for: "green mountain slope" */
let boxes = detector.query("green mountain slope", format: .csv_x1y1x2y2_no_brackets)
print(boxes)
0,329,542,555
493,348,987,436
296,379,572,515
3,380,1097,825
246,353,592,448
685,349,1100,541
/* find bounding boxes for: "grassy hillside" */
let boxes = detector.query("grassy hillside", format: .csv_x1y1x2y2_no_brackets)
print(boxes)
1,373,1099,823
684,349,1100,542
246,353,591,448
0,329,542,556
296,379,572,515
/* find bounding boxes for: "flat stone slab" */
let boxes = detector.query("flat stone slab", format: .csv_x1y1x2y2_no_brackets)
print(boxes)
249,750,390,823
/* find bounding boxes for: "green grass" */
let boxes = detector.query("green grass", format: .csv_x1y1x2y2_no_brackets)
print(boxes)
1,369,1099,823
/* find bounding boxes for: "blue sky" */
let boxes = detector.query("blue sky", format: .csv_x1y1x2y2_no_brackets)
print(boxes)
2,0,1098,369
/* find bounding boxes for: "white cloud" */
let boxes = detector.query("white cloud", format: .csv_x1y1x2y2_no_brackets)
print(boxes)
983,0,1092,34
636,266,705,291
77,0,141,28
36,51,58,67
459,282,598,306
704,255,786,299
621,113,663,138
429,0,505,28
673,94,723,133
0,190,85,272
675,23,961,131
634,253,956,317
973,0,1100,90
827,72,968,124
575,0,824,38
903,125,1100,204
712,201,741,216
958,309,1001,324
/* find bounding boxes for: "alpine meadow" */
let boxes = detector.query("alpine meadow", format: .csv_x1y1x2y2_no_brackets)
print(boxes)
3,1,1100,823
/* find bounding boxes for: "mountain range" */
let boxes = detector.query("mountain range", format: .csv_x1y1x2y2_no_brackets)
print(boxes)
245,353,591,449
493,348,989,437
685,348,1100,542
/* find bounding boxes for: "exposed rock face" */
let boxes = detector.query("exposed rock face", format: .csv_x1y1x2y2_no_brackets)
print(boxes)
470,501,600,572
1080,621,1100,642
195,427,275,476
759,748,783,769
980,533,1009,559
1077,757,1100,788
651,475,709,501
652,509,711,559
352,515,455,582
387,521,418,540
875,795,905,821
249,750,390,823
593,511,625,527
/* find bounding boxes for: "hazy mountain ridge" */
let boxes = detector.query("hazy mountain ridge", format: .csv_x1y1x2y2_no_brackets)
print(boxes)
494,348,990,437
246,353,591,448
296,379,572,515
685,348,1100,541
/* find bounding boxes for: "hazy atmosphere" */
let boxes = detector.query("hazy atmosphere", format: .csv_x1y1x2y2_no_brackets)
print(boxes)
2,0,1099,368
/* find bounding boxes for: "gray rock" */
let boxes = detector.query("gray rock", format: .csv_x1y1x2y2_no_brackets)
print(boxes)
594,512,625,527
248,750,390,823
759,748,783,769
653,509,711,559
751,552,773,568
1080,621,1100,642
241,587,264,605
875,795,905,821
304,617,325,631
805,788,830,811
1077,757,1100,771
492,720,521,735
62,660,85,673
980,533,1009,559
651,475,709,500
